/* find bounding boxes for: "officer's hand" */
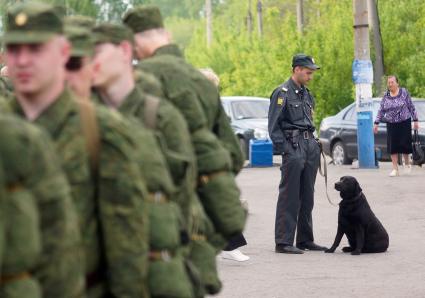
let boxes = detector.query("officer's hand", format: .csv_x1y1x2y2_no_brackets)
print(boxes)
373,124,379,134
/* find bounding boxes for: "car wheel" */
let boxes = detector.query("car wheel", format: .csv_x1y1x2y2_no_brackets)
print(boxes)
331,141,351,165
239,137,248,160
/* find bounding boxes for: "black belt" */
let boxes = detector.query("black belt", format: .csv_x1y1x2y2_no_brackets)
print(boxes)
284,129,314,140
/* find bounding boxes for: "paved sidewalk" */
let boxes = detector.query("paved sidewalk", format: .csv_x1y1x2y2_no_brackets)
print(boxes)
213,161,425,298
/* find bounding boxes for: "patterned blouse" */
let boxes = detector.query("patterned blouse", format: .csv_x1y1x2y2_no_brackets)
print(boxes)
375,88,418,124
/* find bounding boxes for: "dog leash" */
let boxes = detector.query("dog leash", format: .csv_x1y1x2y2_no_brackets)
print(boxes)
317,141,339,207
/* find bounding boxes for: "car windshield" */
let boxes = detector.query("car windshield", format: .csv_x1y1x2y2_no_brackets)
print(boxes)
231,100,269,120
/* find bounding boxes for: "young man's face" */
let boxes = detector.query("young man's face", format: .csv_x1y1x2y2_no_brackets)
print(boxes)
66,56,94,98
293,66,315,86
6,37,69,96
92,43,123,88
134,34,152,60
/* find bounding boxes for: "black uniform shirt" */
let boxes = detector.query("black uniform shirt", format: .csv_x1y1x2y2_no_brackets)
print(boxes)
279,78,315,131
268,78,316,152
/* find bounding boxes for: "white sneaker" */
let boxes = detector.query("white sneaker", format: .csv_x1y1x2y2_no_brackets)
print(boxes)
220,249,250,262
389,169,399,177
404,165,412,174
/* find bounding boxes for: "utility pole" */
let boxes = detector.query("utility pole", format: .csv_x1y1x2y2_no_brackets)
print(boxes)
247,0,253,37
353,0,376,168
297,0,304,34
368,0,385,95
206,0,213,48
257,0,263,38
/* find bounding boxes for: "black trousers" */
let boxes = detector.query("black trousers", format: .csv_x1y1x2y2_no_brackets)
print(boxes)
224,233,247,251
275,137,320,246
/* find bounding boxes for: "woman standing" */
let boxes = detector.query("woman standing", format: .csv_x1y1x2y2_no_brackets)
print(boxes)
374,75,419,176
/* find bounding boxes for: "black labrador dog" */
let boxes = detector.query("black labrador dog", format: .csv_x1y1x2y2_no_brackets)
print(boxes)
325,176,389,255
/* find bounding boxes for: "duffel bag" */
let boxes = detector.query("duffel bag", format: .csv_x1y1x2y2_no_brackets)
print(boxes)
148,252,194,298
197,172,246,239
148,195,184,250
1,187,41,298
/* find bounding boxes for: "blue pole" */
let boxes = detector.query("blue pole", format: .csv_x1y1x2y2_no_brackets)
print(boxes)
357,111,376,168
352,59,376,169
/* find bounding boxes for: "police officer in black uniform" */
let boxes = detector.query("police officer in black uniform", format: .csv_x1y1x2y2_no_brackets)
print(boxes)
268,54,327,254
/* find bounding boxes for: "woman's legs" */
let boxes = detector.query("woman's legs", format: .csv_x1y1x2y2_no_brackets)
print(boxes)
391,154,399,170
403,154,410,166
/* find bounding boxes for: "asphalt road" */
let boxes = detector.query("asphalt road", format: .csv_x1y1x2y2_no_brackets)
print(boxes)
213,160,425,298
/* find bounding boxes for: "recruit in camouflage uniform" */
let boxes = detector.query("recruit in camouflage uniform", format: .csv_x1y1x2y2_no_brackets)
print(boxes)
91,22,219,298
123,6,245,175
123,6,247,294
0,127,42,298
4,2,149,297
124,4,246,235
64,20,198,298
0,113,82,298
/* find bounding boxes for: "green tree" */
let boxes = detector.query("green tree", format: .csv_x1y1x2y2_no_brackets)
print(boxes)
186,0,355,126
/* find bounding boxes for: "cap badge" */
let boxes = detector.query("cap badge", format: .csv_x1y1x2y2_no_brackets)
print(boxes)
15,13,28,26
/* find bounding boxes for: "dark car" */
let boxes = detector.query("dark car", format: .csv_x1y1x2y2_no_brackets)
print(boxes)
319,98,425,165
221,96,270,158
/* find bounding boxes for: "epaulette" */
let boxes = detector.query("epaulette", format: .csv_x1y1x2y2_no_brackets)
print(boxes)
281,86,288,92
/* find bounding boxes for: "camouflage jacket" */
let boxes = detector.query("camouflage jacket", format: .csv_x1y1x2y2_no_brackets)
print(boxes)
134,69,165,99
0,113,83,298
118,86,198,227
137,44,244,174
10,89,149,298
136,46,246,244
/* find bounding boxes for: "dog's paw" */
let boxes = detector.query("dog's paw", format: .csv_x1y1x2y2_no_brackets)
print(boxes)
324,248,335,253
342,246,354,253
351,250,361,255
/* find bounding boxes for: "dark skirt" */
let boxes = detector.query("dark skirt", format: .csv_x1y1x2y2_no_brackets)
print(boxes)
223,233,247,251
386,118,413,154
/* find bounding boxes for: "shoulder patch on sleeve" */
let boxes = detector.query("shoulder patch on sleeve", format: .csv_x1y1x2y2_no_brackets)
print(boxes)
277,97,284,106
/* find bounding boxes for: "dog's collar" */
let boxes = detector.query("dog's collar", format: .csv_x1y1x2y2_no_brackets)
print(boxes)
340,191,363,205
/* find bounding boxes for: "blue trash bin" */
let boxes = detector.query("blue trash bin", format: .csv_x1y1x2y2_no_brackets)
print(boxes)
249,139,273,167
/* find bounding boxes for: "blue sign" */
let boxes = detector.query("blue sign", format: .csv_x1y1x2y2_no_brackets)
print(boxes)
352,60,374,84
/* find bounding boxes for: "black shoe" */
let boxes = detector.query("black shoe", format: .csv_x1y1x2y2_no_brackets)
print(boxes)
296,242,328,251
275,245,304,254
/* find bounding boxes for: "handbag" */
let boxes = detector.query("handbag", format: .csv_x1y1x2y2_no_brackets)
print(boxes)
412,130,425,166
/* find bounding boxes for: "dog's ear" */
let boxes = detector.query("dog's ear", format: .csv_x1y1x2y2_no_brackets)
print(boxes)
354,179,362,195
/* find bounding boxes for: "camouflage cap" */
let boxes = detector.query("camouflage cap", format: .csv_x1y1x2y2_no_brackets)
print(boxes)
65,15,96,30
3,1,63,45
123,5,164,33
65,26,94,57
92,23,134,45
